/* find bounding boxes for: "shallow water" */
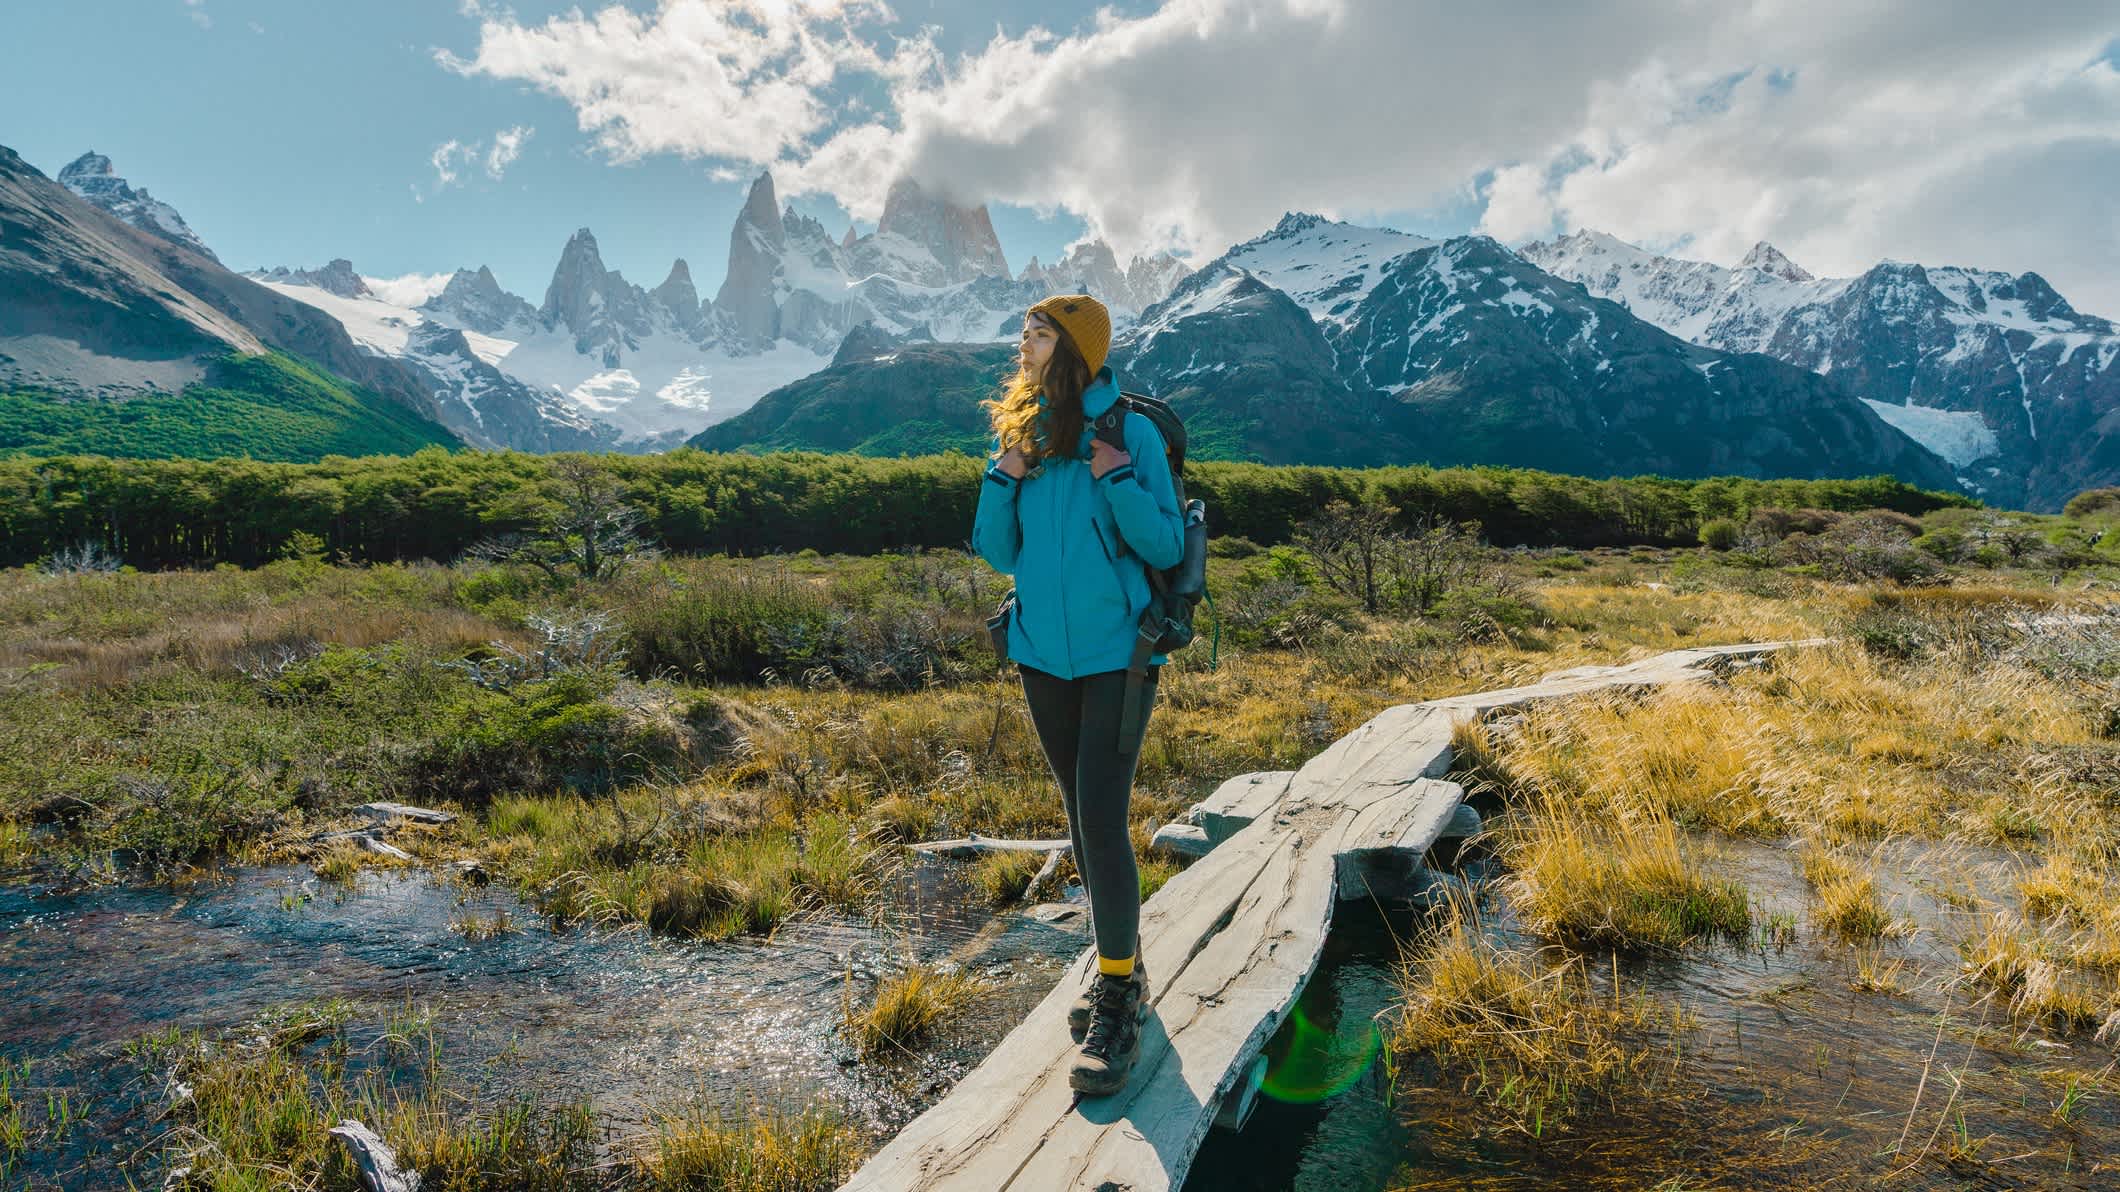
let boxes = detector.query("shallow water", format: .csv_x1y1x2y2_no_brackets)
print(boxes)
1197,840,2120,1190
10,830,2119,1189
0,857,1084,1187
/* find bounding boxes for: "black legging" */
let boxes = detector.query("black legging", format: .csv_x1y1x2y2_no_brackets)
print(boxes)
1018,663,1161,962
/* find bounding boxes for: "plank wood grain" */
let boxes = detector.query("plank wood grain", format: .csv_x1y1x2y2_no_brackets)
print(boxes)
841,639,1821,1191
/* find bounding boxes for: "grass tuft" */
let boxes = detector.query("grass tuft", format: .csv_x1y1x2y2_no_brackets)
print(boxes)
1499,805,1750,951
845,962,985,1058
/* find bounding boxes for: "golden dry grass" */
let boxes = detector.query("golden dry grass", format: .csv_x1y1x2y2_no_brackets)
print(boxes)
1798,846,1894,943
845,962,986,1058
627,1104,865,1191
1497,804,1750,951
1392,904,1690,1135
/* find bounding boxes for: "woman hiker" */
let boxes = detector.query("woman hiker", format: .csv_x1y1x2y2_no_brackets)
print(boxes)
971,293,1187,1097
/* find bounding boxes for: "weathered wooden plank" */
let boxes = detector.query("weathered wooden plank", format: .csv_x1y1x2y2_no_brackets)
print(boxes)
845,703,1459,1191
1148,823,1213,857
328,1120,417,1192
1186,770,1295,844
353,802,456,825
1024,848,1067,903
841,639,1822,1192
1436,802,1483,841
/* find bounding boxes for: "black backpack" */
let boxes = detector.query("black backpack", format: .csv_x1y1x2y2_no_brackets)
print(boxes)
985,391,1218,752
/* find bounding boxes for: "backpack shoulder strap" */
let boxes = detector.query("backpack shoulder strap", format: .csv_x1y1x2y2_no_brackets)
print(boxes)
1091,394,1130,452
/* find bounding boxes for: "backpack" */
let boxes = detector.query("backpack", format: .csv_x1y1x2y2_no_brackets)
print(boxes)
979,390,1216,751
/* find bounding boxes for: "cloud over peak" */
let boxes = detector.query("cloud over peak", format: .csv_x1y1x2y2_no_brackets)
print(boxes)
443,0,2120,312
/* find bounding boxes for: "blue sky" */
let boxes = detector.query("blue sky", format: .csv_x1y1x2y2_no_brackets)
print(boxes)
0,0,1477,300
5,2,2115,314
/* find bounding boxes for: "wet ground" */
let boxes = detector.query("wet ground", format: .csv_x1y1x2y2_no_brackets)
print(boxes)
8,832,2119,1189
0,857,1084,1187
1202,840,2120,1190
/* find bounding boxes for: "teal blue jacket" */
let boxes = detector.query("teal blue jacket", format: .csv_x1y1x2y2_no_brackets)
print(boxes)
972,366,1186,679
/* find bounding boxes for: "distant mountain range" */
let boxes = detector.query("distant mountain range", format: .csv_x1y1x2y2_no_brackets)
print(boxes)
699,213,1960,493
240,169,1190,454
4,140,2113,509
1522,231,2120,511
0,145,459,461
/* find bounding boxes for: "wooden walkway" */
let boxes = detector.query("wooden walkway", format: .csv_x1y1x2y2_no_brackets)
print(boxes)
842,640,1823,1192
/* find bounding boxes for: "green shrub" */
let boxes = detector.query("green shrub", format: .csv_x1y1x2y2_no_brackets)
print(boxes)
1698,518,1740,551
405,667,683,803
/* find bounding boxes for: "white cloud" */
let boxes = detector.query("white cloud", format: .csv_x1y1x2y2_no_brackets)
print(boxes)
430,139,468,189
446,0,2120,313
485,125,533,179
427,125,536,195
437,1,906,165
183,0,210,30
364,271,455,306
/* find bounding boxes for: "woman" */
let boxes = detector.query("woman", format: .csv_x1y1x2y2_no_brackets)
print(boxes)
970,293,1186,1097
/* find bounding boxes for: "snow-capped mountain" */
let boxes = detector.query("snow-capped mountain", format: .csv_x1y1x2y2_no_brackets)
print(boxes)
1523,230,2120,509
244,261,611,451
1018,238,1191,314
1104,215,1957,487
425,265,539,335
1216,212,1434,326
253,258,371,299
57,151,220,264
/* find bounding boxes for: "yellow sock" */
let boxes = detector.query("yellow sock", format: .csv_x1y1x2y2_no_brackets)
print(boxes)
1097,953,1136,977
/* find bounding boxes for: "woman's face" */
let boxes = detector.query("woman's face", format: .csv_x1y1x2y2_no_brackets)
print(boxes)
1020,314,1057,374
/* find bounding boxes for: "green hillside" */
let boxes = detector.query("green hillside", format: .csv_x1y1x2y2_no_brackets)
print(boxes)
0,351,460,462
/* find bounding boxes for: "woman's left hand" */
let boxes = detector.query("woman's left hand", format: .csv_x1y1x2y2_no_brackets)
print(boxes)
1089,439,1130,479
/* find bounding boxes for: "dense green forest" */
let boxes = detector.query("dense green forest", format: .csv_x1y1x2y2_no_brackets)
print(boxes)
0,352,460,464
0,444,1979,569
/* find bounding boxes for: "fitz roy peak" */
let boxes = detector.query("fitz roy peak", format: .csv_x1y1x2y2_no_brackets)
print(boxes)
244,167,1185,451
1524,230,2120,510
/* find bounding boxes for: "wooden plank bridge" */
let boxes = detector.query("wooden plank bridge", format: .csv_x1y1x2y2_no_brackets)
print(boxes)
843,640,1823,1192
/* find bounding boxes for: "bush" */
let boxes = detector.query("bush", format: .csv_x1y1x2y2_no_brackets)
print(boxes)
2063,487,2120,519
1742,506,1842,548
1698,518,1740,551
403,668,689,803
1430,582,1548,643
1777,511,1943,585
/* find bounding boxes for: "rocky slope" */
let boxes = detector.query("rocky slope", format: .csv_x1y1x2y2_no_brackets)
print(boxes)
1524,230,2119,509
57,151,220,263
0,143,453,441
695,214,1961,493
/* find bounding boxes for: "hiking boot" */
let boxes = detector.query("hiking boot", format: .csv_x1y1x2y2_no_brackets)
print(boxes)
1069,966,1148,1097
1068,956,1148,1039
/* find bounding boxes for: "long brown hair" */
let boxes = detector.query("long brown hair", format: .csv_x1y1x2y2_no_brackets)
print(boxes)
983,311,1093,463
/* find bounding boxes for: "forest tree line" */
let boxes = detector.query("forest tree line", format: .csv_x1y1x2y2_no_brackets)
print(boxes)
0,446,1977,570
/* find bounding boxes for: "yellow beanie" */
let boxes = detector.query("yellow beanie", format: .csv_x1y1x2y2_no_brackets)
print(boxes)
1028,293,1111,377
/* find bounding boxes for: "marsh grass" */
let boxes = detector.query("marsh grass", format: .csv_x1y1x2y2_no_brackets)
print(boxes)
1958,912,2120,1030
1799,846,1896,943
626,1103,864,1191
1391,905,1691,1135
970,849,1047,906
1497,805,1750,951
117,996,866,1191
844,962,985,1058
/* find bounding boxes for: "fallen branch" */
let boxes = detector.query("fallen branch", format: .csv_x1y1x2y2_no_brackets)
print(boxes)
1023,849,1066,902
909,833,1072,858
328,1119,419,1192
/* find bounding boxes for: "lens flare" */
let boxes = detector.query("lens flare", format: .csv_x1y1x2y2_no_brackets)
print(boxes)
1255,1000,1383,1105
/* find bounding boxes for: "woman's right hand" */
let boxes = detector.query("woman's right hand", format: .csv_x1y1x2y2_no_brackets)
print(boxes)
997,446,1029,479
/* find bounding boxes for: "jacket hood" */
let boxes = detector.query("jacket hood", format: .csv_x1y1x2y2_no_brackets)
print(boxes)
1080,365,1120,419
1035,366,1120,417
